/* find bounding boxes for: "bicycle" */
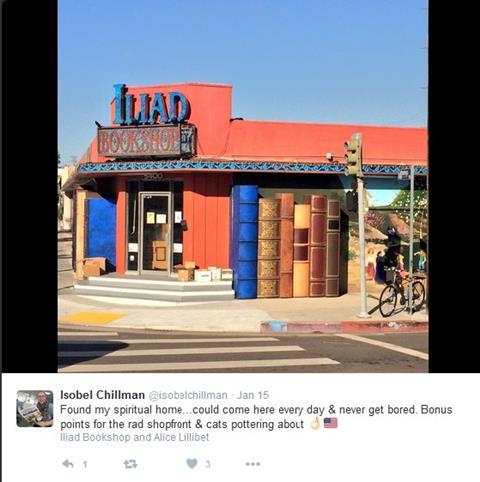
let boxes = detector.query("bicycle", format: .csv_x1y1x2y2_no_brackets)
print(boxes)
378,268,426,317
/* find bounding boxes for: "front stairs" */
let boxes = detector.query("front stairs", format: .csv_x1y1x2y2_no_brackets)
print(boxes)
74,274,235,303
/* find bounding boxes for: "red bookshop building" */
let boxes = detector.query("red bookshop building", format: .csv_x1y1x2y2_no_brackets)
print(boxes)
63,82,427,302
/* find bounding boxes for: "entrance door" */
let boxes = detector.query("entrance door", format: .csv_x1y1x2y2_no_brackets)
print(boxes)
139,193,171,274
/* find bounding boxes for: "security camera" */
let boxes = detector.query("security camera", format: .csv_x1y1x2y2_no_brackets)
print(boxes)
326,152,333,161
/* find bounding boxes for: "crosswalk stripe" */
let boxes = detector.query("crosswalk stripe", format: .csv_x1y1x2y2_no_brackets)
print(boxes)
58,337,280,345
338,334,429,360
59,357,340,372
58,332,119,337
58,345,305,358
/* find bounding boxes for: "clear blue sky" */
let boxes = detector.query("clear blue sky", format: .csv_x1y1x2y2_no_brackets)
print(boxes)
58,0,427,165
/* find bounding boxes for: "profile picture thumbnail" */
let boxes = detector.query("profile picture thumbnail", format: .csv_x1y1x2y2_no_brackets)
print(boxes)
16,390,53,427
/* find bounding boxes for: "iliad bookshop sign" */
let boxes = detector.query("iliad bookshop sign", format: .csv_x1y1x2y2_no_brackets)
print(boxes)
97,83,195,158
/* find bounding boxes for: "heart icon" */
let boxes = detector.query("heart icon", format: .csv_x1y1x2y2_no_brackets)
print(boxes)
186,458,197,469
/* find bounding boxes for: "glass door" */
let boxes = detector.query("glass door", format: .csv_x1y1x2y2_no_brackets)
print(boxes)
139,193,171,274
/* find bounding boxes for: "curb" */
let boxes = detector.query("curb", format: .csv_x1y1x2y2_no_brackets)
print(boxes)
106,322,263,333
261,320,428,334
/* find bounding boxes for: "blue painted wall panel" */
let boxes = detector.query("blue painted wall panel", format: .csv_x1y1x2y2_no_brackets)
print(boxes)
86,198,116,270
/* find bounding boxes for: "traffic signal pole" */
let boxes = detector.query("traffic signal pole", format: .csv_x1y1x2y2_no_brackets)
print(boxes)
408,165,415,315
356,175,370,319
345,132,370,319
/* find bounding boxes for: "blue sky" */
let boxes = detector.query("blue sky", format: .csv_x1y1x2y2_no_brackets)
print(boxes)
58,0,427,165
368,189,401,206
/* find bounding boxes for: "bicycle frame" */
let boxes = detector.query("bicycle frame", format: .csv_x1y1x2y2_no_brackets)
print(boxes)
380,269,426,317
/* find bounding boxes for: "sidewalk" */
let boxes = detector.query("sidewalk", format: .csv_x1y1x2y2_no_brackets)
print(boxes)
58,228,427,334
58,229,74,292
58,292,428,334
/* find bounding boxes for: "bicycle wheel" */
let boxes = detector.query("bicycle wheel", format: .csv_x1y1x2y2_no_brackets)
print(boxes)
379,285,397,317
411,281,426,312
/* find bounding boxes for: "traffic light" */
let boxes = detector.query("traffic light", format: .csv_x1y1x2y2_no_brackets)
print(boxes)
344,134,363,177
346,190,358,212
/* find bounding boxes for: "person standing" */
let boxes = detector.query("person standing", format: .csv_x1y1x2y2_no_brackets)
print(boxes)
374,250,386,284
366,248,376,280
33,391,53,427
415,246,427,272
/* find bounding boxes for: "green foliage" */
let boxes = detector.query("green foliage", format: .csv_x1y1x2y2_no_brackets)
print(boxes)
390,187,427,235
348,249,358,260
391,189,427,210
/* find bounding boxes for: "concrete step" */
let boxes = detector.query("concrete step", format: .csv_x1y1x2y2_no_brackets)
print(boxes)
77,276,232,292
73,284,235,302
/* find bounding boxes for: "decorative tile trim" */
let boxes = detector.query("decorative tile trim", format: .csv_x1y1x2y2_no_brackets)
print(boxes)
364,165,427,175
78,159,427,175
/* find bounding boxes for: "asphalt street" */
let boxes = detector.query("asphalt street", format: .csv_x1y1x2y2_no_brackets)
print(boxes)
58,326,428,373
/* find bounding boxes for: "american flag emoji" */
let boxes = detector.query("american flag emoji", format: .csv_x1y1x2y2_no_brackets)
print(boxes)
324,417,338,428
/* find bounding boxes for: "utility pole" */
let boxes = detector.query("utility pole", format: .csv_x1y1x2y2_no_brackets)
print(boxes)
357,175,370,318
345,133,370,318
398,165,416,315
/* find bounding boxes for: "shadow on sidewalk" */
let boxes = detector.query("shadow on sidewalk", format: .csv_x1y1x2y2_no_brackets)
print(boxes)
368,294,426,318
58,340,129,369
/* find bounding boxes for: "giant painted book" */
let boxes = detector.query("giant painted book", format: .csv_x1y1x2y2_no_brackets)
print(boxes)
307,195,328,297
257,198,281,298
293,203,311,297
326,199,341,297
276,193,294,298
231,185,259,299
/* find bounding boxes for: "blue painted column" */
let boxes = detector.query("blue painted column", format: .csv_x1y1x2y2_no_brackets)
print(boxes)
230,185,259,299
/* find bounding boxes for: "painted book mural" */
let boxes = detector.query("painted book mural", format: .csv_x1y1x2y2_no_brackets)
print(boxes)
238,171,428,294
345,176,428,292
